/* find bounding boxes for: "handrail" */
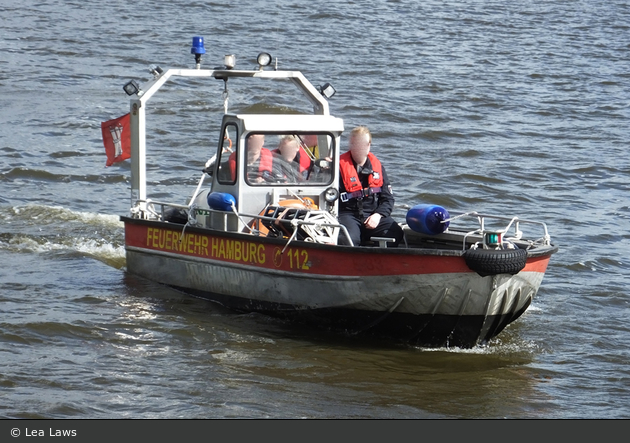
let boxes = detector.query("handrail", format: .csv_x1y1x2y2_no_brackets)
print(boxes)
445,211,551,249
135,199,354,247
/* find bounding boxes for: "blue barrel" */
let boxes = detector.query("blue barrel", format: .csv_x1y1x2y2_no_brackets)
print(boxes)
406,204,450,235
207,192,236,211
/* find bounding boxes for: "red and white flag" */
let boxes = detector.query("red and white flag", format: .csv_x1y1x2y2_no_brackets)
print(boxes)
101,113,131,166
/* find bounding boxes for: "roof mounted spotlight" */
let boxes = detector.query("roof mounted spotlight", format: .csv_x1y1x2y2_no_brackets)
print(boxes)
191,36,206,68
123,80,140,96
149,64,163,77
318,83,336,99
256,52,272,70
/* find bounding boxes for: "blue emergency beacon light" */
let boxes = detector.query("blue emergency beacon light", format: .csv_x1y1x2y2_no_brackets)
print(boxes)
191,36,206,68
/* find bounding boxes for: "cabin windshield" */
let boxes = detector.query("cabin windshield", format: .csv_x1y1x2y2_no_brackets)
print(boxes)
243,132,334,186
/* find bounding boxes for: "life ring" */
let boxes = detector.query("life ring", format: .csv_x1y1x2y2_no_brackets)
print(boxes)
463,247,528,277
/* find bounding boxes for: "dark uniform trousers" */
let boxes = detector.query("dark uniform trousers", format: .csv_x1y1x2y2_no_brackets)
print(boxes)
338,211,404,247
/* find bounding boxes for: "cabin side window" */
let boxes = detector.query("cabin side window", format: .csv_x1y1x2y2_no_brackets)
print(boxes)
244,132,335,186
216,123,238,184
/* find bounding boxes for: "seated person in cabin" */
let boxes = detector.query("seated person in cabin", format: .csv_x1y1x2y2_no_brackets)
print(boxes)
299,134,320,159
298,133,335,183
337,126,404,247
228,133,276,183
272,135,313,182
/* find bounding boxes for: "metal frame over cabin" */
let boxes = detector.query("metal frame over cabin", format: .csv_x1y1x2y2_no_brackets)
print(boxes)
126,51,343,223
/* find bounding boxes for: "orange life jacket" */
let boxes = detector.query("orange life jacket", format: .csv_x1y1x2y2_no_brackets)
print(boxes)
229,148,274,180
339,151,384,201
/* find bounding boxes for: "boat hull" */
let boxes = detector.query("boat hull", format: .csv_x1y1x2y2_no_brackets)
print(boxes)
122,217,554,348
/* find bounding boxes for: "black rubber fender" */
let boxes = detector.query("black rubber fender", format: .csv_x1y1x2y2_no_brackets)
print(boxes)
163,207,189,224
463,247,528,277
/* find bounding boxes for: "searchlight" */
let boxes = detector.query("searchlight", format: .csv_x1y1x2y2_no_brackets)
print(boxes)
149,64,163,77
318,83,336,99
123,80,140,96
256,52,272,70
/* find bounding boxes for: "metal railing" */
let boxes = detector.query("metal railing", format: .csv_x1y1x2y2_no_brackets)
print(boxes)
133,199,355,247
445,211,551,250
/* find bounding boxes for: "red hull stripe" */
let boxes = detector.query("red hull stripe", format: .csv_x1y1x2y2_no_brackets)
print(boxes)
124,223,550,277
521,254,551,273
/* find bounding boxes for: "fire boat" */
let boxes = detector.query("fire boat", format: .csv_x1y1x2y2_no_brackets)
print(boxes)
115,37,558,348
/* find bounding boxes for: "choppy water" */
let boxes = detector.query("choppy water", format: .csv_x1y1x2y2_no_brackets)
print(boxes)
1,0,629,419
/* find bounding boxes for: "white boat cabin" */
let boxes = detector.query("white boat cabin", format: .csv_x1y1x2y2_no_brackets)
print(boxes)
192,112,345,234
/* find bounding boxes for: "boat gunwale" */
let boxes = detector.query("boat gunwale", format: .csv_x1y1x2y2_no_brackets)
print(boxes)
120,215,559,259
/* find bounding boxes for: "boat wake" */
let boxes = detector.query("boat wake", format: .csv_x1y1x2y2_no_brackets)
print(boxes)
0,204,126,269
418,335,543,356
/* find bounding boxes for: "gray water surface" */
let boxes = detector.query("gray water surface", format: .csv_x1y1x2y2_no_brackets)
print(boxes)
1,0,629,418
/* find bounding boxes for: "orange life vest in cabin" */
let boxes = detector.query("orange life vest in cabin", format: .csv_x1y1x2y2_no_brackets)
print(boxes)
229,148,274,180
